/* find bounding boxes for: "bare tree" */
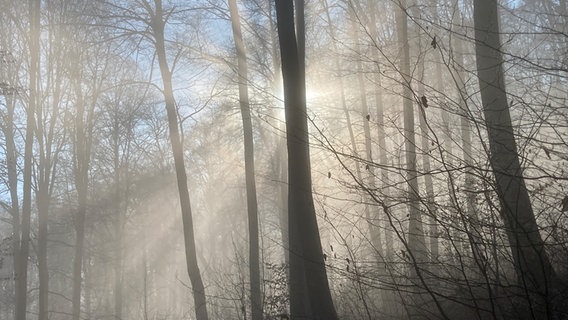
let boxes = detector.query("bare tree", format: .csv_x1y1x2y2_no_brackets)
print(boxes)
15,1,41,318
275,1,338,318
147,1,209,319
228,0,262,318
473,0,557,316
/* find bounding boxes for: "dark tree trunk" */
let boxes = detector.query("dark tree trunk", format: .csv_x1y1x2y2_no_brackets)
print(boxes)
275,1,338,319
473,0,556,315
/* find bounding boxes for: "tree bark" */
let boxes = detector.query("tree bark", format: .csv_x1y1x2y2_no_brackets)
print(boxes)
150,1,209,319
473,0,556,313
275,1,338,319
228,0,262,318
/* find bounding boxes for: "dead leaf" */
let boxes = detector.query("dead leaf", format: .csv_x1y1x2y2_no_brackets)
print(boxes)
421,95,428,108
431,36,437,49
543,147,551,159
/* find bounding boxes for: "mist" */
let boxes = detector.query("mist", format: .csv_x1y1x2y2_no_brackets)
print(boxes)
0,0,567,319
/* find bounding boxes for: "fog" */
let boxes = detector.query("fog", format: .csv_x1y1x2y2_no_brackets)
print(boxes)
0,0,567,319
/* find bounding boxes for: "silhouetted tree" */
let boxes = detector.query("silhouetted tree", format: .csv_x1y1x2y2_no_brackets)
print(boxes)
275,1,338,318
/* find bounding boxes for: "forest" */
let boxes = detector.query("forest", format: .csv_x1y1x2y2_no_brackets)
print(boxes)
0,0,567,319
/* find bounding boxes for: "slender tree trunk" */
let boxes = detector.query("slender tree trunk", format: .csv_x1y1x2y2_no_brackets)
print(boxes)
72,75,88,320
72,201,86,320
16,1,40,318
70,38,100,320
267,1,290,277
228,1,262,318
412,30,437,271
451,12,487,272
112,118,124,320
150,2,209,319
84,253,91,320
321,0,362,182
37,183,49,320
418,108,437,263
368,0,394,264
142,233,149,320
35,21,65,318
348,4,383,259
405,4,437,270
3,81,21,320
275,1,338,319
473,0,556,315
395,0,427,268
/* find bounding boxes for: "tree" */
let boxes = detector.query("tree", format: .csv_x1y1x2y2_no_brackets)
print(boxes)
367,0,394,263
0,13,23,319
347,1,382,261
274,1,338,318
15,1,41,318
394,0,427,270
473,0,558,315
227,0,262,318
35,4,69,317
147,1,209,319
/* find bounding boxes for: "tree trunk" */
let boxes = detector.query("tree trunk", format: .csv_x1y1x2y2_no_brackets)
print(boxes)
36,175,49,320
72,71,88,320
2,73,21,320
16,1,40,318
348,3,383,260
368,0,394,264
395,0,427,269
268,0,290,287
473,0,556,314
150,1,209,319
228,1,262,318
112,117,124,320
321,0,363,183
275,1,338,319
35,18,66,318
451,8,487,274
411,23,437,271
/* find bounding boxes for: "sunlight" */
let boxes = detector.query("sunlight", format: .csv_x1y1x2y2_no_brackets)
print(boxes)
1,0,566,319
